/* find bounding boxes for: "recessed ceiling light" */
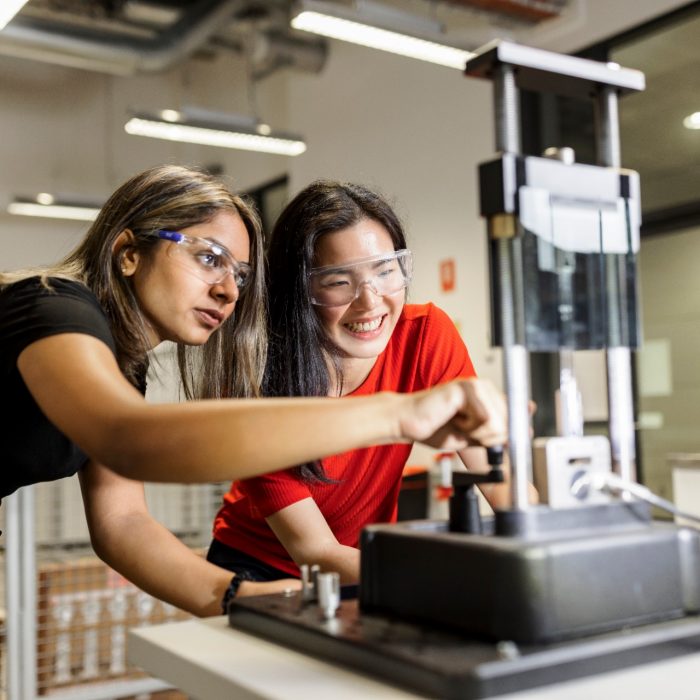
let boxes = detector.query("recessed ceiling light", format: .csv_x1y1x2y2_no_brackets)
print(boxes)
124,108,307,156
36,192,55,205
0,0,29,31
682,111,700,130
8,195,102,221
291,0,474,70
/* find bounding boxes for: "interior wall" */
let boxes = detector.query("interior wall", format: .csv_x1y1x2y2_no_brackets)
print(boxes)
0,49,290,270
637,225,700,501
287,41,500,387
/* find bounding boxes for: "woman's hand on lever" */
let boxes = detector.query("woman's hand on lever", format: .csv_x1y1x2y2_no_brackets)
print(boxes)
398,378,508,450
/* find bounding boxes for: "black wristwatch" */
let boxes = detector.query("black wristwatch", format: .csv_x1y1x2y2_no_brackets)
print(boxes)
221,570,254,613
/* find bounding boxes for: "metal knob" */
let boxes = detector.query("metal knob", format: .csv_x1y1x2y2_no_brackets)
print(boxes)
316,572,340,620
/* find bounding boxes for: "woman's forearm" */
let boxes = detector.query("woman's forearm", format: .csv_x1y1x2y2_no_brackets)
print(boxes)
90,509,232,617
109,393,408,482
267,498,361,584
22,335,505,485
80,465,301,616
110,376,505,483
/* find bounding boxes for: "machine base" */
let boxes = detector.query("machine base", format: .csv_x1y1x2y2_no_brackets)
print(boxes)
228,593,700,699
360,505,700,643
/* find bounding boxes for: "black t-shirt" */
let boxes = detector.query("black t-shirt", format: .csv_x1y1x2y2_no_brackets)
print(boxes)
0,277,118,499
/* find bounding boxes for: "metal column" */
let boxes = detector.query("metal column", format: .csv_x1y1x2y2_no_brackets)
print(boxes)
596,85,637,484
492,64,532,511
5,486,38,700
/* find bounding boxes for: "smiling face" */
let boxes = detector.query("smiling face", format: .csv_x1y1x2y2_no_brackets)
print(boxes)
313,218,405,385
123,210,250,348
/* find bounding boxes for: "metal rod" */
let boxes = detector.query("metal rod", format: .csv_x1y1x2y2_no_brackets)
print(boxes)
543,146,584,439
492,64,532,510
5,486,38,700
595,85,621,168
495,240,532,511
595,85,637,483
493,64,521,154
5,491,22,700
606,347,637,482
22,487,38,700
504,341,533,510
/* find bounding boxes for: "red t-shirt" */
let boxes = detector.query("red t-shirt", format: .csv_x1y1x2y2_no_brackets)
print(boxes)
212,303,476,576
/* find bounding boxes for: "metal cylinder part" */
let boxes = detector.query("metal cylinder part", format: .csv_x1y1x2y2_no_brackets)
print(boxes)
300,564,315,603
317,572,341,621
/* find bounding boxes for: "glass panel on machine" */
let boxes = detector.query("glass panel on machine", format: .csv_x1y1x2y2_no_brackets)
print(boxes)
510,188,639,351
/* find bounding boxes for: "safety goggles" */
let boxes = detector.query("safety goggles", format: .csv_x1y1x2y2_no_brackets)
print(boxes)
308,249,412,307
155,230,252,289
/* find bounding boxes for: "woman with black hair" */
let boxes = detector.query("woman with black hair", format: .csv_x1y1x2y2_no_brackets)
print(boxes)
208,180,512,584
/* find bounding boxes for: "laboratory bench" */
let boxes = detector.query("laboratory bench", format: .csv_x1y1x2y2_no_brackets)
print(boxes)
128,615,700,700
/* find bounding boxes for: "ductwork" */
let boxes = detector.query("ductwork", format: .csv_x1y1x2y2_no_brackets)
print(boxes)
248,30,327,80
0,0,255,75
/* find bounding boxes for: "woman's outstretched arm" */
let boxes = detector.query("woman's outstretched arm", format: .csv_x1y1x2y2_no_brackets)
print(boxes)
79,462,300,616
19,334,506,483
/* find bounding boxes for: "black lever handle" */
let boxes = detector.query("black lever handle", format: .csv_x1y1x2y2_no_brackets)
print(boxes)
486,445,504,469
449,445,506,534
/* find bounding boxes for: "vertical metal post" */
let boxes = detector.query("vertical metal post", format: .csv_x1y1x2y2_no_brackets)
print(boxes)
5,486,38,700
493,65,521,155
493,64,532,511
596,86,621,168
6,492,22,700
543,147,584,439
21,486,38,700
595,85,637,483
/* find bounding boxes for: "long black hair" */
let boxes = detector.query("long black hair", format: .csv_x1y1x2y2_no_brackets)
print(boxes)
264,180,407,481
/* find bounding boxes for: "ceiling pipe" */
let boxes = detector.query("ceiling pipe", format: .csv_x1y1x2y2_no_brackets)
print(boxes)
512,0,588,53
0,0,245,75
248,31,327,80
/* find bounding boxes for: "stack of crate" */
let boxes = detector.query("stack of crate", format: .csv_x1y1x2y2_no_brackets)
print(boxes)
36,556,193,697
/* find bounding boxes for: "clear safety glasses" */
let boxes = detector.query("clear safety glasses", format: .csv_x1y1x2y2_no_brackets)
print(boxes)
155,230,252,289
308,249,413,307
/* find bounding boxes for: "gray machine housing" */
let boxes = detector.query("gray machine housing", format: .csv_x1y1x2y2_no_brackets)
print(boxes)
360,503,700,644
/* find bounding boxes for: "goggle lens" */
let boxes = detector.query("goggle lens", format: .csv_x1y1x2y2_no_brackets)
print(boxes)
157,230,252,289
308,249,412,307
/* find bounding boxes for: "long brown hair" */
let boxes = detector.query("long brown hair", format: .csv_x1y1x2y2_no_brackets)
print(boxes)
0,164,266,399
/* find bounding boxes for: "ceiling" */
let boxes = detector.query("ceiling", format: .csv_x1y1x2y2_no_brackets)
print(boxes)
0,0,574,79
2,0,696,219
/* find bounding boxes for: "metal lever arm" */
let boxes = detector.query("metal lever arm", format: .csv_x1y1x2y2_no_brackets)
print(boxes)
449,446,505,534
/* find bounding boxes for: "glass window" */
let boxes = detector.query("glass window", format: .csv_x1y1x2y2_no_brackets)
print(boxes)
524,5,700,510
612,11,700,215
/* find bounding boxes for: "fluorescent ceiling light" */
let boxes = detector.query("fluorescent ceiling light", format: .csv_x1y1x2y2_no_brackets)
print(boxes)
8,195,101,221
683,111,700,130
124,108,307,157
0,0,29,31
291,0,474,70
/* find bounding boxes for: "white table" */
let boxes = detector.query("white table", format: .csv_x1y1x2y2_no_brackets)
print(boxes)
129,615,700,700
